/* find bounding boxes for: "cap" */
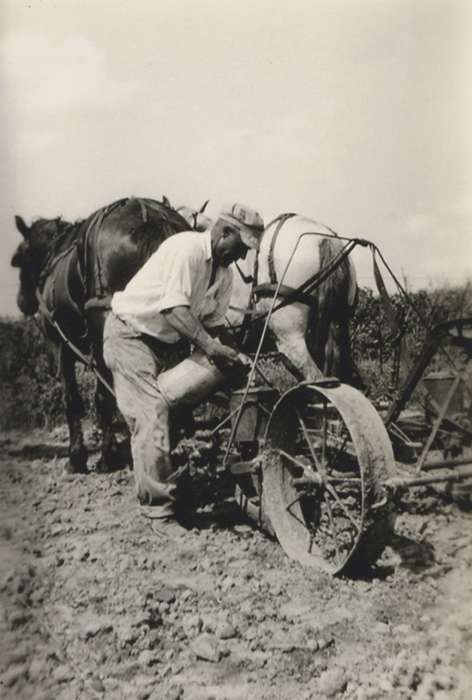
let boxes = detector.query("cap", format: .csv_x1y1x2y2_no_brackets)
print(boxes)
219,203,265,249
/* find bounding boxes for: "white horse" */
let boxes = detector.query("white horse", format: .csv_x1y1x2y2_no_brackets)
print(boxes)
178,209,359,384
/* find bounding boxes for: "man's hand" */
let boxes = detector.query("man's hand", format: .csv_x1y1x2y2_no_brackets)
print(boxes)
207,340,249,373
162,306,251,374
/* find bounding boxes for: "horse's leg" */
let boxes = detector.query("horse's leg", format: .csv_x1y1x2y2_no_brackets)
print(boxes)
61,346,87,473
94,352,125,472
89,311,124,472
268,303,324,381
325,312,364,389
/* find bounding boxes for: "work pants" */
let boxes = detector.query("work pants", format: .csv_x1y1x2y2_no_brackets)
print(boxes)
103,312,188,518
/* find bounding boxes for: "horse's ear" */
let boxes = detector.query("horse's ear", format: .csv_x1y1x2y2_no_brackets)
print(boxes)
15,215,30,239
200,200,210,213
162,195,171,208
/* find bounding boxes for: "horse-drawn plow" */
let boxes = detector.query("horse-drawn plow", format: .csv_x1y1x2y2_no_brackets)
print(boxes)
160,312,472,577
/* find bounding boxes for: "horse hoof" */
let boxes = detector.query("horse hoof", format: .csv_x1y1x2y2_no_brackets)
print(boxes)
95,457,116,474
66,455,88,474
97,441,131,472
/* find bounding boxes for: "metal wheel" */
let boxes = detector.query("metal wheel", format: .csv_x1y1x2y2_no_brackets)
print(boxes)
262,380,397,575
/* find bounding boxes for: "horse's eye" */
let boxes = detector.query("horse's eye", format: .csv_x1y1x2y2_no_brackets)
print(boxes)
11,249,23,266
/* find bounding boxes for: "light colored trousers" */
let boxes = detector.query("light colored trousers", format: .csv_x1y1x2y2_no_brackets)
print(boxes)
103,313,188,517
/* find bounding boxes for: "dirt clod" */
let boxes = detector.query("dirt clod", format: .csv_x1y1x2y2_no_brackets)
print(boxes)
1,441,472,699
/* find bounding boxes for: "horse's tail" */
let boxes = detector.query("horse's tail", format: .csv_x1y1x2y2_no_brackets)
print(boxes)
308,236,360,384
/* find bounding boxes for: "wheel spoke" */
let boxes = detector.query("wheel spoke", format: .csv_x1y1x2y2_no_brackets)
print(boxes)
327,476,361,483
296,411,323,473
274,448,311,472
325,483,361,533
325,434,350,472
321,400,328,465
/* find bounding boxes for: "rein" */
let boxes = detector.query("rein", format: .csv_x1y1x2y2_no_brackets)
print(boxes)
35,288,116,397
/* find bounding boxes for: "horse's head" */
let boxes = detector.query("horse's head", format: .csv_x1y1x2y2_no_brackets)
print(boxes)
11,215,68,315
177,201,213,232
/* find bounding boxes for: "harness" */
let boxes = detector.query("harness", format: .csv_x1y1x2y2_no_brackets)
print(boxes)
35,287,115,396
35,202,399,401
34,197,173,395
228,214,366,335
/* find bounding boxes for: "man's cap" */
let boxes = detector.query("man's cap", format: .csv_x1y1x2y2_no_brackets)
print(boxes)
219,203,265,249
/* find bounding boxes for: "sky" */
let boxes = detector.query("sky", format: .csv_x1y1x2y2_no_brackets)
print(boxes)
1,0,471,316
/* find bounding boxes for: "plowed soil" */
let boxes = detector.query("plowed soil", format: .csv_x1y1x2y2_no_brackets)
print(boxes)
1,428,472,700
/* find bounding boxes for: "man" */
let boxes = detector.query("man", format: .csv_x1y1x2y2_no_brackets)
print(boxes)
103,203,264,529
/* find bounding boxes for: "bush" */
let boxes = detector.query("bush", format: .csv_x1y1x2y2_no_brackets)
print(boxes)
0,281,470,429
352,282,472,402
0,317,95,430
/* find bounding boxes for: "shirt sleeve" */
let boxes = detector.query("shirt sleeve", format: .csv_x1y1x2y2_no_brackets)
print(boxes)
203,269,234,328
154,242,200,312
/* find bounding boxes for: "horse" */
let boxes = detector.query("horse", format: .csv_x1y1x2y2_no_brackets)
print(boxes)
11,199,359,474
11,197,189,472
181,209,360,384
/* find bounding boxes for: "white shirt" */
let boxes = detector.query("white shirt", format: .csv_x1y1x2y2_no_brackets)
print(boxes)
111,230,233,343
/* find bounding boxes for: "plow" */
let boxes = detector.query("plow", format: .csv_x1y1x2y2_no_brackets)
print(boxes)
158,313,472,577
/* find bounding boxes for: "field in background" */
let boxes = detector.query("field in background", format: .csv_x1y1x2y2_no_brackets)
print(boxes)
1,283,471,431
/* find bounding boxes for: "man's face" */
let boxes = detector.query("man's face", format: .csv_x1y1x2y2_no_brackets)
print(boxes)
213,222,251,267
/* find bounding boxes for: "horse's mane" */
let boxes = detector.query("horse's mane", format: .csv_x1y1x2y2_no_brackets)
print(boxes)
32,217,83,260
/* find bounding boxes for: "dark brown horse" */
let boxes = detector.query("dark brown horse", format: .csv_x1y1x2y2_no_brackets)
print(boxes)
11,197,189,472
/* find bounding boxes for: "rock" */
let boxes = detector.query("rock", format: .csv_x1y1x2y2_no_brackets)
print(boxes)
117,623,140,645
318,636,334,651
138,650,157,667
215,621,237,640
74,544,90,561
1,664,27,687
318,668,348,697
52,664,73,683
201,614,219,633
155,587,176,604
373,621,389,634
279,600,313,621
150,685,184,700
90,677,106,693
8,608,31,628
191,633,222,662
182,613,202,637
80,615,114,639
267,630,298,652
377,676,394,693
29,657,45,680
6,643,30,665
220,576,236,592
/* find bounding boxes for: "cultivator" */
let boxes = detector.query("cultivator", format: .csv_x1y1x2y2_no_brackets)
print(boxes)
160,309,472,577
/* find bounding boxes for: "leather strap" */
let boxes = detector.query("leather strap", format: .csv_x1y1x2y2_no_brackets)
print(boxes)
267,213,297,284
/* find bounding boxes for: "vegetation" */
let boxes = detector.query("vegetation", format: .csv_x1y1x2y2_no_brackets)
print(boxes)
0,318,95,430
0,282,471,430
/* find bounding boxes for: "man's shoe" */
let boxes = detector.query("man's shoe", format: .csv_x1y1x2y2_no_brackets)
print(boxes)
139,506,187,539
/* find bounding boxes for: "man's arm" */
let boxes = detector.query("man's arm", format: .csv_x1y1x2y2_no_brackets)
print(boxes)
162,306,242,370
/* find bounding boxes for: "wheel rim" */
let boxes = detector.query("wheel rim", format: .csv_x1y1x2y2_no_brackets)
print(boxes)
262,382,396,574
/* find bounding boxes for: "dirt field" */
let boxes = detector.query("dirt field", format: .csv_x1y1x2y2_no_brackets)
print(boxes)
1,429,472,700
